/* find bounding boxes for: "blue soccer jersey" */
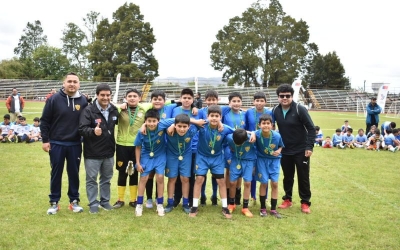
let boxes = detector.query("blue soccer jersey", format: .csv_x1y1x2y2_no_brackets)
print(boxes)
254,130,284,159
197,123,234,157
332,134,343,146
384,134,396,147
343,134,354,143
244,107,274,131
356,134,367,143
158,103,176,120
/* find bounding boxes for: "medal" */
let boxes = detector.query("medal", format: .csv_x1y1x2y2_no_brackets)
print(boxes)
236,164,241,169
178,156,183,161
150,152,154,157
211,149,215,155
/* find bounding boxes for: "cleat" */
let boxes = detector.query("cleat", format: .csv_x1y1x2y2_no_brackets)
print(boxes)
278,199,293,209
301,203,311,214
126,161,134,176
228,204,236,213
68,200,83,213
135,204,143,217
270,210,282,219
113,200,125,208
164,204,174,213
99,203,113,211
47,202,60,215
157,204,165,216
259,208,268,217
210,195,218,206
189,207,198,217
182,205,190,214
222,207,232,219
129,201,137,208
146,199,153,208
200,196,207,206
241,208,253,218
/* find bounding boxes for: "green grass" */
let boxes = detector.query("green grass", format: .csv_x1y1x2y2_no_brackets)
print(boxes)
0,101,399,249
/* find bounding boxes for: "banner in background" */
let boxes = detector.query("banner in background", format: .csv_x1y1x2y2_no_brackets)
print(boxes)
377,83,390,113
292,79,302,103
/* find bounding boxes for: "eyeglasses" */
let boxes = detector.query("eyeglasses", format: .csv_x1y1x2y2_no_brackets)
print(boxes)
279,94,292,99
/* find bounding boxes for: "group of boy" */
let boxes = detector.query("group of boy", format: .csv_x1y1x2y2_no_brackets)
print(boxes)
0,114,41,143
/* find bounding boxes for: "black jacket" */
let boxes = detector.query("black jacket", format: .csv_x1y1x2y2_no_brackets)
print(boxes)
79,100,118,159
273,102,315,155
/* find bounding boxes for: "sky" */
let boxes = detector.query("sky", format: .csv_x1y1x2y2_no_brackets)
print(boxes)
1,0,399,93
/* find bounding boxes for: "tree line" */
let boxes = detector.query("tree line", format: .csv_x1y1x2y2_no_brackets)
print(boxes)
0,0,350,89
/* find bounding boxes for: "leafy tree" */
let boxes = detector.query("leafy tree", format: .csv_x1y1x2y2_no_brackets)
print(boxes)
210,0,312,87
83,11,100,44
31,45,70,79
14,20,48,60
0,58,25,78
89,3,158,81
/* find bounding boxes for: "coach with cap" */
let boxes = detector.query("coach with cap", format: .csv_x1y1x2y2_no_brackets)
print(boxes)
366,97,381,133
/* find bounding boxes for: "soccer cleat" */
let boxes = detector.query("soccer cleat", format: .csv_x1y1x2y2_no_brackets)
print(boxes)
228,204,236,213
135,204,143,217
189,207,198,217
113,200,125,208
200,196,207,206
301,203,311,214
270,210,282,219
99,203,113,211
350,144,355,149
222,207,232,219
164,204,174,213
129,201,137,208
157,204,165,216
210,195,218,206
68,200,83,213
146,199,153,208
47,202,60,215
182,205,190,214
241,208,253,218
259,208,268,217
278,199,293,209
126,161,134,176
89,206,99,214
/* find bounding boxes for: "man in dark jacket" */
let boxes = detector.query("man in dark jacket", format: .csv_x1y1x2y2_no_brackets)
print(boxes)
79,84,119,214
273,84,315,214
40,72,88,215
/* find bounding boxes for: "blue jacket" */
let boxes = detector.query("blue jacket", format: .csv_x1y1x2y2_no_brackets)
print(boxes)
366,103,381,124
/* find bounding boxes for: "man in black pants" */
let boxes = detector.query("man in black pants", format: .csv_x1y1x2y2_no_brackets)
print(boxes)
273,84,315,214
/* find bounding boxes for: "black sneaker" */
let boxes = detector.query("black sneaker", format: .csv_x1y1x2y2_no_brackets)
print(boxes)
222,207,232,219
189,207,198,217
113,200,125,208
200,196,207,206
211,195,218,206
129,201,137,208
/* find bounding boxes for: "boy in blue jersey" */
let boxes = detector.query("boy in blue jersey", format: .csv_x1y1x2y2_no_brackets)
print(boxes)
226,128,256,217
381,121,396,136
134,109,176,217
354,128,368,148
342,128,355,149
332,128,344,148
244,92,274,205
383,128,399,152
314,126,323,146
254,114,284,218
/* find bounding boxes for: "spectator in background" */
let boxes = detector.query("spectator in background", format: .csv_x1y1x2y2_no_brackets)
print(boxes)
194,92,202,109
341,120,351,135
45,89,56,102
366,97,381,133
6,88,25,122
314,126,323,146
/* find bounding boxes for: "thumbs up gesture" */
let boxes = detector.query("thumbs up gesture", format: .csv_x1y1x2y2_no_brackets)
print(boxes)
94,120,102,136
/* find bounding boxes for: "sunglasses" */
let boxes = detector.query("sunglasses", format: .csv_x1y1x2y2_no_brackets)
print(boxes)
279,94,292,99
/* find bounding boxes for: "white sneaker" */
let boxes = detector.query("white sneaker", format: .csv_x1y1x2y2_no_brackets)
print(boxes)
146,199,153,208
394,146,399,152
135,204,143,217
157,204,165,217
68,200,83,213
47,202,60,215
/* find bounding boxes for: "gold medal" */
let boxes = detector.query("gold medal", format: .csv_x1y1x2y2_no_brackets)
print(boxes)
211,149,215,155
150,152,154,157
236,164,241,169
178,156,183,161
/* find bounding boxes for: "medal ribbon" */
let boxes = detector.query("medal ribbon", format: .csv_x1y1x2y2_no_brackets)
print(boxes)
235,143,244,166
254,108,265,129
147,128,154,154
128,106,138,126
230,110,242,129
260,130,273,154
209,124,217,152
177,135,186,158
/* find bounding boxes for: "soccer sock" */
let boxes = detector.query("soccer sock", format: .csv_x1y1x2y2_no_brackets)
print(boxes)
250,178,256,199
221,198,228,208
260,195,266,209
118,186,126,201
167,198,174,206
193,198,199,208
212,177,218,197
243,199,249,209
145,178,153,200
157,197,164,206
229,198,235,205
183,197,189,207
137,196,144,205
271,198,277,211
129,185,138,202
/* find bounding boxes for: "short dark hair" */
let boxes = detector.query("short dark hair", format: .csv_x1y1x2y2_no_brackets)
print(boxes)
145,109,160,121
228,92,242,101
233,128,247,145
258,114,273,124
390,122,397,128
151,90,166,100
33,117,40,122
335,128,341,133
315,126,320,131
375,129,381,135
253,92,266,101
96,83,112,95
175,114,190,125
19,116,26,121
125,88,141,97
205,90,218,100
358,128,364,133
326,136,331,139
392,128,399,134
347,128,353,133
64,72,78,80
207,105,222,116
276,84,294,96
3,114,10,119
181,88,194,97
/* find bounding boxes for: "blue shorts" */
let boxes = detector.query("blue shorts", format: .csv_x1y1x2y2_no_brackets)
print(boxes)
195,153,225,175
165,153,192,178
256,157,280,183
136,155,166,177
229,158,255,182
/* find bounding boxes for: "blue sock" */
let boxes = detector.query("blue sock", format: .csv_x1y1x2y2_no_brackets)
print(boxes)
168,198,174,206
137,196,144,205
157,197,163,206
212,177,218,197
183,197,189,207
251,177,257,199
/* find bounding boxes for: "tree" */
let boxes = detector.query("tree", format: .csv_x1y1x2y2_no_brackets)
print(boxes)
89,3,158,81
210,0,312,87
14,20,48,60
31,45,70,79
61,22,90,78
83,11,100,44
0,58,25,79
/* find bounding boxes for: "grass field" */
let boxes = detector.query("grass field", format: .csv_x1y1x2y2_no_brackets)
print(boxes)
0,101,399,249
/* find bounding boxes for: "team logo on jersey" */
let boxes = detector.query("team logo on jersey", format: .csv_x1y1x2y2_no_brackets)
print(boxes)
185,137,191,143
270,144,276,149
258,173,262,179
196,165,199,170
158,131,163,136
117,161,123,167
138,112,143,117
162,113,166,119
156,139,160,144
75,105,81,111
216,135,221,141
245,146,250,152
